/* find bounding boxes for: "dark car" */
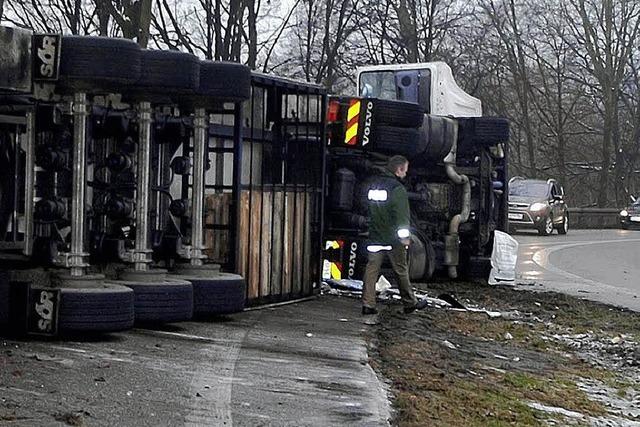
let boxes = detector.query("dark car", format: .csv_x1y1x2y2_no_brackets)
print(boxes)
508,177,569,235
619,197,640,229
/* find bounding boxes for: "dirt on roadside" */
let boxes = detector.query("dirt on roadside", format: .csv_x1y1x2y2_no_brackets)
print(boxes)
367,281,640,427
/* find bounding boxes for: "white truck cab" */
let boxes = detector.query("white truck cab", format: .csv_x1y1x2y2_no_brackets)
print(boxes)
356,61,482,118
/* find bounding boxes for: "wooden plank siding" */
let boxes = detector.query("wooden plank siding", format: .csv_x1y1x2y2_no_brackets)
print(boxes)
205,188,315,305
203,192,232,263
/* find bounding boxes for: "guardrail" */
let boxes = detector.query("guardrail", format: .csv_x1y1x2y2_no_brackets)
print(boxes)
568,208,621,229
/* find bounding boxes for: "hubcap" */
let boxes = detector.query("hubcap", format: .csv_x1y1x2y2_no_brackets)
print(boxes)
564,216,569,233
545,218,553,234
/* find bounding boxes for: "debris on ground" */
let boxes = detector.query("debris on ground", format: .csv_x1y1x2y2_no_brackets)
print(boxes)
366,279,640,426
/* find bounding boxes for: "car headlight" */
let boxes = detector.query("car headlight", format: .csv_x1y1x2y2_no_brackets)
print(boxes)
529,202,548,212
620,209,629,217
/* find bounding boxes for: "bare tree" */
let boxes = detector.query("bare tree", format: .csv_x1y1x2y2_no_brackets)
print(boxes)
618,54,640,198
285,0,360,89
4,0,151,40
565,0,640,206
149,0,272,66
480,0,538,177
526,4,589,192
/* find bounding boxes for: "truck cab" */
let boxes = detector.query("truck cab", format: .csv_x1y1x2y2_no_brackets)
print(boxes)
357,62,482,117
323,62,509,282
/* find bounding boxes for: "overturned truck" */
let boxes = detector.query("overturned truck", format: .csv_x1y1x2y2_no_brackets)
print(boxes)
0,27,508,336
0,27,252,334
323,62,509,282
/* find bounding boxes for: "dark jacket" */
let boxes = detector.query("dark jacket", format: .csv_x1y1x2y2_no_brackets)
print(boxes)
367,169,410,244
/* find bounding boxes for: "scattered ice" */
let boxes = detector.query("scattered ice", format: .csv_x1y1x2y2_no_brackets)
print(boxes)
527,401,584,418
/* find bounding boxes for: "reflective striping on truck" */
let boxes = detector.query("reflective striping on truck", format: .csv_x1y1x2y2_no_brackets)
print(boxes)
344,99,361,145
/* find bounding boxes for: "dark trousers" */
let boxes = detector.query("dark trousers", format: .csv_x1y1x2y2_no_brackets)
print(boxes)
362,244,417,308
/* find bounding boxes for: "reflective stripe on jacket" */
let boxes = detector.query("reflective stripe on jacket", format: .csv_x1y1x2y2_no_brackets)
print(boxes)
367,169,410,245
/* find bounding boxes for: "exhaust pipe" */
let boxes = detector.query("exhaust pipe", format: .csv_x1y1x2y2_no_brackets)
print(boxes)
443,121,471,279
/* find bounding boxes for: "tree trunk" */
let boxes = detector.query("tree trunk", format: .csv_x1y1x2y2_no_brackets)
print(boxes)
246,0,257,68
395,0,419,62
214,0,222,60
71,0,81,34
223,0,241,61
95,0,111,36
304,0,314,81
598,97,613,207
555,70,567,187
137,0,153,48
205,0,213,59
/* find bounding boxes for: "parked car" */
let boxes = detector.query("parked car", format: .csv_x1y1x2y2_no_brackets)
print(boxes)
508,177,569,236
619,197,640,229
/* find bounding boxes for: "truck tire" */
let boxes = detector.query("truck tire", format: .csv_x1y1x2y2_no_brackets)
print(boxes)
408,233,436,282
58,284,135,332
196,61,251,102
132,50,200,94
408,235,426,281
0,270,8,327
58,36,141,92
371,126,422,157
189,273,246,317
114,279,193,323
419,115,455,161
371,99,424,128
472,117,510,144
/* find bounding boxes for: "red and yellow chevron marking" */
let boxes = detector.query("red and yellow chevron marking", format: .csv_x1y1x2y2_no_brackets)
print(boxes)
344,99,361,145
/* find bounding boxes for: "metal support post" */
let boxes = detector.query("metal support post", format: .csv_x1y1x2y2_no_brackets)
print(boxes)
190,108,207,266
70,92,89,276
23,110,36,256
134,101,153,271
231,103,243,273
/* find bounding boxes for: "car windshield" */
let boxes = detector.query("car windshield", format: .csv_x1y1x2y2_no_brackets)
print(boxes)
509,181,549,198
633,198,640,207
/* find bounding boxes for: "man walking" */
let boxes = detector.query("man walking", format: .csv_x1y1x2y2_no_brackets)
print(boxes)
362,155,425,315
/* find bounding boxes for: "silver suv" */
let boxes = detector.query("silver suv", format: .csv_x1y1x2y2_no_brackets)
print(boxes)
508,177,568,236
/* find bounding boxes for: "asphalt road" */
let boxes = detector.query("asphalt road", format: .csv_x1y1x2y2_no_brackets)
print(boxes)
0,296,390,426
514,228,640,311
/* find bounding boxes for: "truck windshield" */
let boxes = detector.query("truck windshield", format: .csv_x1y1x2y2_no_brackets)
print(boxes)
359,71,397,99
509,181,549,198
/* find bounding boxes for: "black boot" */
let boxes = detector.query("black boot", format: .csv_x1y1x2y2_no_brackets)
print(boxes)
403,299,428,314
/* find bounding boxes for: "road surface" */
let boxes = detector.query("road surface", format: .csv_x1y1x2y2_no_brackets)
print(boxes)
0,296,390,426
514,229,640,311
